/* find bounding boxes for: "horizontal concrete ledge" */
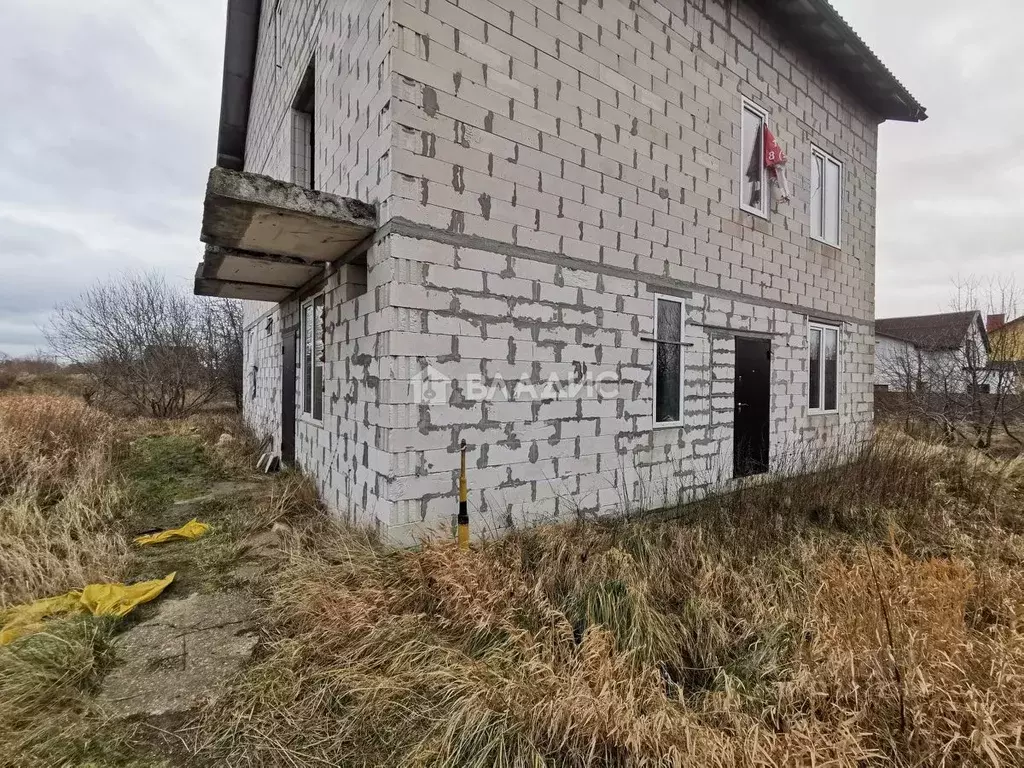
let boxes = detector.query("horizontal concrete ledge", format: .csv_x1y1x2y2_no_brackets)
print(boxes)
201,245,324,289
200,167,377,262
194,264,294,303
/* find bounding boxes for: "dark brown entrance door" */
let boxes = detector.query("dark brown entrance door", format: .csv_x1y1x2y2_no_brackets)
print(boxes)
281,325,298,465
734,337,771,477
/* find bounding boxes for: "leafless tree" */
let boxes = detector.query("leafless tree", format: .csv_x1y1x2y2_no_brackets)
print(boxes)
877,277,1024,449
45,272,243,417
207,298,245,410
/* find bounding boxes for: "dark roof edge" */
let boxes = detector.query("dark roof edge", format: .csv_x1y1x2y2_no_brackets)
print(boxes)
216,0,262,171
992,315,1024,334
876,311,989,352
744,0,927,123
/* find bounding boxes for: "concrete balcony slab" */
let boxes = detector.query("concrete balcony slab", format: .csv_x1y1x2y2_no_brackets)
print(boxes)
194,244,327,301
193,264,293,302
200,167,376,261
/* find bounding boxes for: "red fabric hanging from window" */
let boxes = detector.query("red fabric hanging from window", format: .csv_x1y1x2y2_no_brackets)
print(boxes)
763,125,791,202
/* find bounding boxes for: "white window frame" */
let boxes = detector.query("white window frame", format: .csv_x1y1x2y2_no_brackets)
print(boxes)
810,145,843,248
301,294,325,421
291,62,315,190
652,294,686,429
808,321,840,415
739,98,769,219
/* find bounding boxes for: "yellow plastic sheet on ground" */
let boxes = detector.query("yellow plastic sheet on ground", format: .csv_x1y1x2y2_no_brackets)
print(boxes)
0,573,175,646
133,519,210,546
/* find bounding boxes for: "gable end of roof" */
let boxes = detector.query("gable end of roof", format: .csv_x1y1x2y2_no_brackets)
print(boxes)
875,311,986,351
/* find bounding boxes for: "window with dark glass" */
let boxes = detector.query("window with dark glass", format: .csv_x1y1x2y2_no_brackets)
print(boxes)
654,295,684,425
302,303,313,414
312,294,324,420
809,327,821,410
809,323,839,413
301,296,325,420
741,102,767,217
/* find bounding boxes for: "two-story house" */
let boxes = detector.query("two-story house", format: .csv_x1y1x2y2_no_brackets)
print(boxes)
195,0,925,542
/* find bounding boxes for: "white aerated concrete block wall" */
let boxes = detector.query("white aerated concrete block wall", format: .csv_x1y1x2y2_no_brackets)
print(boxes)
239,0,396,529
378,0,879,540
238,0,880,541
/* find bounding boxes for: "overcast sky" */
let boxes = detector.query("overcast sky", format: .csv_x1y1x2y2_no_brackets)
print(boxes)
0,0,1020,357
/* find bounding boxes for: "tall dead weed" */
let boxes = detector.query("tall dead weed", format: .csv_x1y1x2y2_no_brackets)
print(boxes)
202,429,1024,766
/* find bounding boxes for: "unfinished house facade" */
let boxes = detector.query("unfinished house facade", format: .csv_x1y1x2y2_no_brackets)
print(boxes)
195,0,925,542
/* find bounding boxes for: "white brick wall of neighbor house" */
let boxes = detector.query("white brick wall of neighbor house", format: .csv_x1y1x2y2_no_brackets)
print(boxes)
196,0,926,544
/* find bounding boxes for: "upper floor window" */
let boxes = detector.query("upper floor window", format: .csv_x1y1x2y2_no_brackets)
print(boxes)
808,322,839,413
291,63,315,190
740,100,768,218
810,147,842,247
653,294,685,427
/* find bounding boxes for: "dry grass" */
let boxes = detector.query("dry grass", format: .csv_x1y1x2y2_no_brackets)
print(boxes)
0,395,138,766
0,395,131,606
202,430,1024,767
0,617,122,767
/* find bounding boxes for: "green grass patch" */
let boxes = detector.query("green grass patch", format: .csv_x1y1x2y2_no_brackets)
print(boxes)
130,496,249,595
120,434,223,511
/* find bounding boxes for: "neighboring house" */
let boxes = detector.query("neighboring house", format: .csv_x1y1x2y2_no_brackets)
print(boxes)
986,314,1024,393
194,0,925,542
874,311,989,394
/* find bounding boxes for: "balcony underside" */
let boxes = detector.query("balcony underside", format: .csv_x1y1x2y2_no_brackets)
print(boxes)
194,167,376,301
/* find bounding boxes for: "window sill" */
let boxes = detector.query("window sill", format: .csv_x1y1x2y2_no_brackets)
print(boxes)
297,413,324,428
810,234,842,251
740,204,769,220
653,418,685,430
807,409,839,417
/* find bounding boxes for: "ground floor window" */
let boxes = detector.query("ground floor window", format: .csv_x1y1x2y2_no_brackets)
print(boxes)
808,322,839,412
654,294,685,426
301,294,324,419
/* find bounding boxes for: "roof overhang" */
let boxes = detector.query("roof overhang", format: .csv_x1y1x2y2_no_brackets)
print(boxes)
216,0,261,170
743,0,927,122
195,168,376,301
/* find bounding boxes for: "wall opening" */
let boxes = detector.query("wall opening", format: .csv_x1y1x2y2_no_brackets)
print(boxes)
291,62,315,190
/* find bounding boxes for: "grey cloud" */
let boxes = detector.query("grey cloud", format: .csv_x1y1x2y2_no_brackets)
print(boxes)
0,0,1018,357
831,0,1024,316
0,0,225,355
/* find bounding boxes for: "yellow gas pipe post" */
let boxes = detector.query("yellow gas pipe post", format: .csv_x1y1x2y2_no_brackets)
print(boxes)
457,440,469,550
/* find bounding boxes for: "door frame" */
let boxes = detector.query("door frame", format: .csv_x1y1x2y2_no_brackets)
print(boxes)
281,323,299,466
733,335,772,478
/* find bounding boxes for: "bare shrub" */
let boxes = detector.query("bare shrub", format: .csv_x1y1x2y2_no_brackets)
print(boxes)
45,271,242,418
